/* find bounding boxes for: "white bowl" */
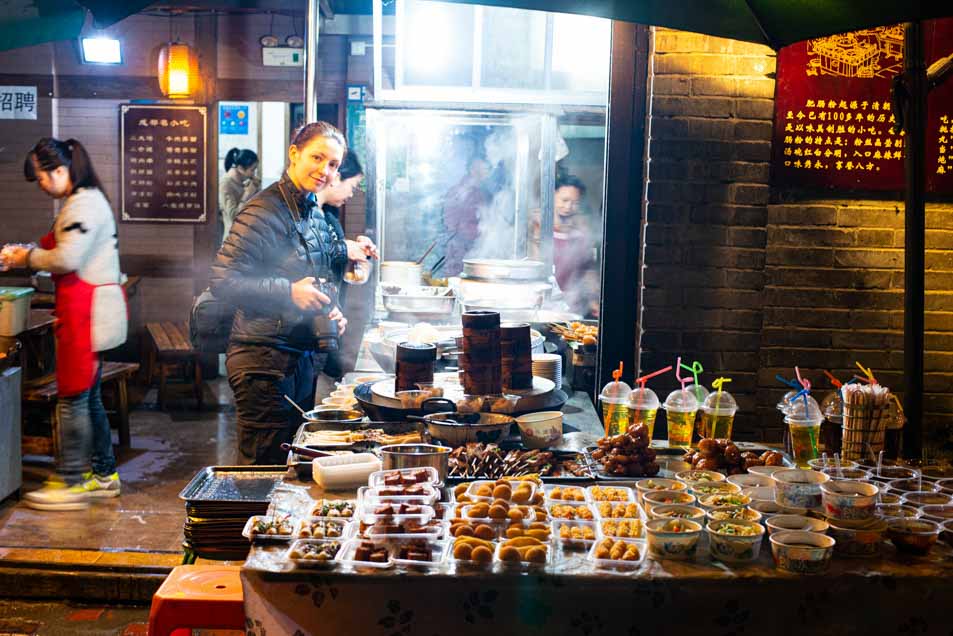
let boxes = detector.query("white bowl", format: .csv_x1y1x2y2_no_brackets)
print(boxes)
515,411,563,449
727,473,774,489
748,465,788,478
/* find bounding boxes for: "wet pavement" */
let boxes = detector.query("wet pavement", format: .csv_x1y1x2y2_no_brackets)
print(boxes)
0,379,239,556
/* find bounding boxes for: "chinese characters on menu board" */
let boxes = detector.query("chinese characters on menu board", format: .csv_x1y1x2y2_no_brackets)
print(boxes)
120,105,207,222
772,19,953,193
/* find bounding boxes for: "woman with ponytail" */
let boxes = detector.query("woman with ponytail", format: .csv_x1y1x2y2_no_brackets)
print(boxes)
220,148,259,241
2,137,127,510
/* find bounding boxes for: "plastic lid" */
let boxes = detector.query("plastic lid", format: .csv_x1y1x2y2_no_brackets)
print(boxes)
776,390,798,413
784,394,823,425
702,390,738,415
686,383,709,407
820,390,843,420
626,386,659,411
662,388,699,413
599,379,632,404
0,287,35,300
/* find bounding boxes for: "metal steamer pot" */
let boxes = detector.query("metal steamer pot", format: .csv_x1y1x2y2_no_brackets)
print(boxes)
380,261,423,288
461,259,548,281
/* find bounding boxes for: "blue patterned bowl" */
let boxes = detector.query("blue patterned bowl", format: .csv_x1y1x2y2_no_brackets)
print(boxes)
770,530,834,574
706,519,765,564
772,469,830,509
645,518,702,560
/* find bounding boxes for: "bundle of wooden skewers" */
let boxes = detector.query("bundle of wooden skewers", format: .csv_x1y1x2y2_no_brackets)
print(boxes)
841,382,892,461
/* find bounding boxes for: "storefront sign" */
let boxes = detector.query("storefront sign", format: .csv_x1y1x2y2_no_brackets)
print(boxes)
120,104,207,223
772,19,953,193
0,86,37,119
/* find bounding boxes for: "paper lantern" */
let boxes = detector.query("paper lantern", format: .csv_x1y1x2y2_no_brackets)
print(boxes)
157,42,199,99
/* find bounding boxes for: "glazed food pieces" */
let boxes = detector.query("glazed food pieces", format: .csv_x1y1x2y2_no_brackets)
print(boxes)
601,519,643,538
598,502,641,519
299,519,346,539
251,515,294,537
395,540,434,562
551,321,598,346
498,536,549,564
548,486,586,502
312,500,356,518
354,541,390,563
366,519,441,536
449,444,556,479
371,503,426,516
589,486,630,502
378,485,431,497
594,537,641,561
557,522,595,541
452,536,494,563
289,540,341,561
711,521,760,536
683,438,784,474
591,424,660,477
381,469,435,487
550,504,595,520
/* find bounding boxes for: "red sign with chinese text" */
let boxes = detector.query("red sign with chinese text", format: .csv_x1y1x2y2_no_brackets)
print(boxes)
772,19,953,193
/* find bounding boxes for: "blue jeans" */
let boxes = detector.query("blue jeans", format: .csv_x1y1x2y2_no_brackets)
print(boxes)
56,361,116,485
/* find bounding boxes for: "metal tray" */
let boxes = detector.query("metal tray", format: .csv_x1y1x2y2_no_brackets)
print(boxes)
584,444,794,481
288,421,426,481
178,466,288,504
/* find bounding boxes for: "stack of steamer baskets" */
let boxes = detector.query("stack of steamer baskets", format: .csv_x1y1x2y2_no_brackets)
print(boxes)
362,310,566,417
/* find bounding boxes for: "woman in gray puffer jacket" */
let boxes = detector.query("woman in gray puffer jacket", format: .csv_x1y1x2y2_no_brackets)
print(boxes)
211,122,349,464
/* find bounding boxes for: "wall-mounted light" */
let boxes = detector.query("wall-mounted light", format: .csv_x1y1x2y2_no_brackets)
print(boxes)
157,41,199,99
80,37,122,65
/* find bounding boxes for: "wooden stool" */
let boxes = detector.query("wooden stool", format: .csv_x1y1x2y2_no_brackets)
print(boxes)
22,360,139,456
145,321,202,409
148,565,245,636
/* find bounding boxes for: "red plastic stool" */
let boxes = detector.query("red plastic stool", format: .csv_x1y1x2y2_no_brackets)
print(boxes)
148,565,245,636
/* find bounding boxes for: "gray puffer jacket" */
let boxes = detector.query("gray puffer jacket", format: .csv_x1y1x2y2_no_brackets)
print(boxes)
210,172,348,351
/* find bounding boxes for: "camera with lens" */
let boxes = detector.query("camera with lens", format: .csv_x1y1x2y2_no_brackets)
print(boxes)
312,277,340,352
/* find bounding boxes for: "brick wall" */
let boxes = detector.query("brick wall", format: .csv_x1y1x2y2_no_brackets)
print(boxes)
643,28,953,447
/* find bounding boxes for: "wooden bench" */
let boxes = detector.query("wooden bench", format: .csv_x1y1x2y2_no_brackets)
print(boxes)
145,321,203,410
22,360,139,457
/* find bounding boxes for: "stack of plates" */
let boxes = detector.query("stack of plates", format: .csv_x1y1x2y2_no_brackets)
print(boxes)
532,353,563,390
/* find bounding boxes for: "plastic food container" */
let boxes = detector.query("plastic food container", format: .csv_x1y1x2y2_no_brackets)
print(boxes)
0,287,34,336
296,517,353,540
827,518,887,558
365,519,447,541
391,539,450,571
243,514,296,542
285,538,344,569
706,519,765,564
466,480,538,505
548,502,597,521
645,518,703,560
313,453,382,490
942,519,953,547
919,504,953,524
807,458,859,471
495,540,551,570
586,485,636,504
369,467,440,488
772,469,830,509
727,473,774,489
886,518,941,556
889,478,939,494
936,478,953,495
901,491,953,508
359,508,436,526
770,530,835,574
765,514,829,536
820,480,879,520
360,484,440,506
543,484,589,503
553,519,598,549
820,467,871,481
588,537,647,572
597,516,645,539
876,504,920,519
338,539,394,570
870,466,920,482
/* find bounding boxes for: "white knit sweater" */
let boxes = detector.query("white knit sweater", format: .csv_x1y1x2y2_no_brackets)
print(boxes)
28,187,127,352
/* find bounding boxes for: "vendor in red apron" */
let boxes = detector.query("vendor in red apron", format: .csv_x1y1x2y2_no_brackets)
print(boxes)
3,137,128,511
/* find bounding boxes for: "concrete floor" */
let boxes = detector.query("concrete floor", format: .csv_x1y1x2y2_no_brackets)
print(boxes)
0,379,239,555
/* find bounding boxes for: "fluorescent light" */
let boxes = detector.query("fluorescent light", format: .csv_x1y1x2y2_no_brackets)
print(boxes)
81,37,122,65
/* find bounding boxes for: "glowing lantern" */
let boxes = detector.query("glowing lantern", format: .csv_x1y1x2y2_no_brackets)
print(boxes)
157,42,198,99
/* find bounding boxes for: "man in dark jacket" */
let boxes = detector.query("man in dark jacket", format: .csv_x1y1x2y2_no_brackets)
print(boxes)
211,122,349,464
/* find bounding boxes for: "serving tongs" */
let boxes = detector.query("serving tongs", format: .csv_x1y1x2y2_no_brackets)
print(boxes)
280,443,336,459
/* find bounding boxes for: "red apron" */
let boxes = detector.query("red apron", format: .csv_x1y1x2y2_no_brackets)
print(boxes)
40,231,103,397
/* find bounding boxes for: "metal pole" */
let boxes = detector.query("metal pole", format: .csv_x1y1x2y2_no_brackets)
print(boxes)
305,0,320,123
903,21,925,458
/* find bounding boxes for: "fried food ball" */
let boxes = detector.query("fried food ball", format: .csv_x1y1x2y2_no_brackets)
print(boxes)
474,524,496,540
453,543,473,560
470,545,493,563
525,546,547,563
453,524,474,537
499,546,521,562
492,484,512,500
507,508,524,522
698,438,719,458
488,505,508,520
476,485,492,497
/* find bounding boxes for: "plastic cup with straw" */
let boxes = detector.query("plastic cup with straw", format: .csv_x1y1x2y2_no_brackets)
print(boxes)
700,377,738,440
627,365,672,439
680,359,710,437
598,362,632,437
662,371,699,449
784,380,823,468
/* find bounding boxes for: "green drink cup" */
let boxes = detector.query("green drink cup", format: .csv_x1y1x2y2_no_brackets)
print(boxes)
785,394,824,468
700,390,738,441
662,388,699,449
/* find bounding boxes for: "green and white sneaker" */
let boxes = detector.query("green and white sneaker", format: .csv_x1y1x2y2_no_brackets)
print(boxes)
80,471,121,498
24,478,90,511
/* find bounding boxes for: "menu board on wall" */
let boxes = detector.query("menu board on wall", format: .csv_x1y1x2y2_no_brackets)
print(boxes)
120,104,207,223
772,19,953,193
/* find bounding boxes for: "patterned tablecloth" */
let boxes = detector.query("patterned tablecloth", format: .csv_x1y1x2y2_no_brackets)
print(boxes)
242,536,953,636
